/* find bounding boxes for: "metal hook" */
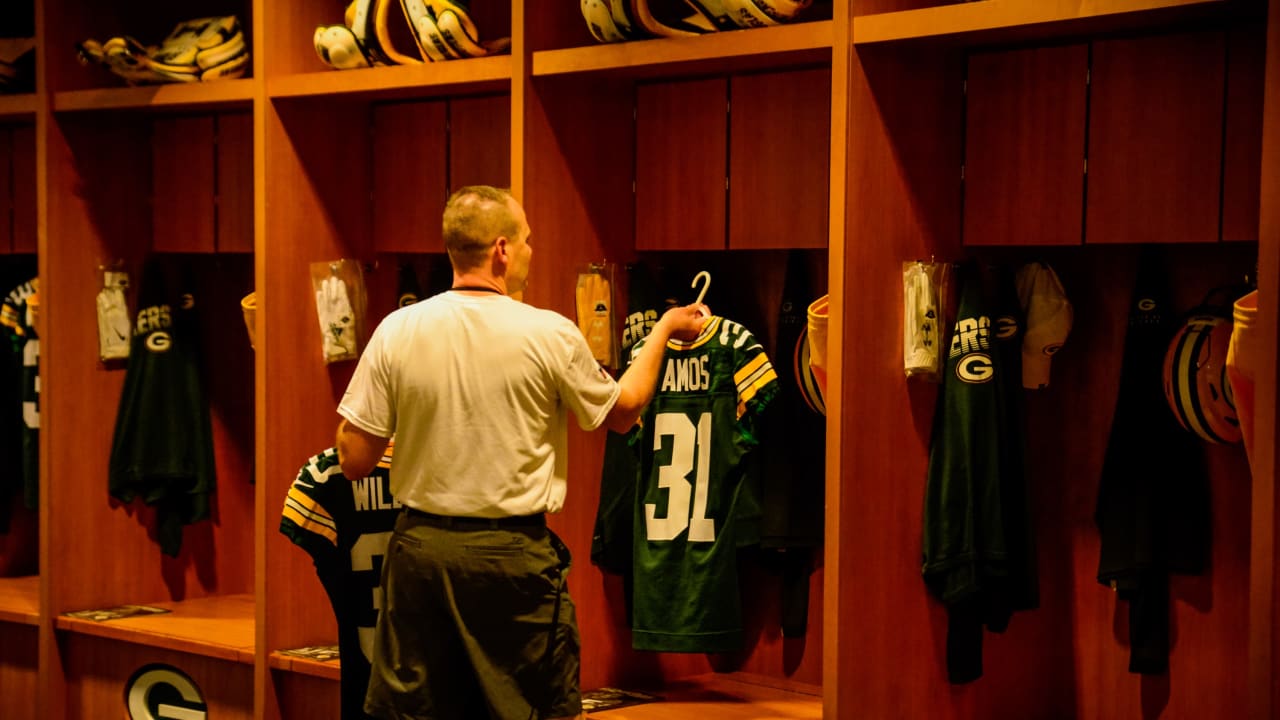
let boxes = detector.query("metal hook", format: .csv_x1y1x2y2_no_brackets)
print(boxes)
691,270,711,305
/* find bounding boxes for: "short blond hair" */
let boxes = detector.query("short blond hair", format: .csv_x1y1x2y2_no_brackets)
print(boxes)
442,186,520,271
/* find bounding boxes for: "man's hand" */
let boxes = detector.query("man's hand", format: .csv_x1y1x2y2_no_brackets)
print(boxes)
605,302,709,433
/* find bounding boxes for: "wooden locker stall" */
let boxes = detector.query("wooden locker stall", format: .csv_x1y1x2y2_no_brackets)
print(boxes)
256,0,513,715
33,0,257,717
524,4,829,708
0,96,40,720
840,2,1276,720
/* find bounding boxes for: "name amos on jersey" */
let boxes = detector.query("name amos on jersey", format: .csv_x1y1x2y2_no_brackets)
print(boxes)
661,354,710,392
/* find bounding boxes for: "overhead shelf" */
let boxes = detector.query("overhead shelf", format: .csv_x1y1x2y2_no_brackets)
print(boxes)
55,593,255,663
0,575,39,626
533,21,832,79
0,94,37,121
268,651,341,682
852,0,1237,46
53,79,254,112
268,56,512,101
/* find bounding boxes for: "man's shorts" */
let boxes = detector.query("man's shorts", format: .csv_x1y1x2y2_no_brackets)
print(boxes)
364,509,582,720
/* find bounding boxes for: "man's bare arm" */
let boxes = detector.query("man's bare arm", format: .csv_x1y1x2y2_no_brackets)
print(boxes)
336,418,391,480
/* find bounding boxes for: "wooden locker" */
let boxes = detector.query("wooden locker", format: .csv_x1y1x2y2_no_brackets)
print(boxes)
963,44,1088,246
449,94,511,192
1222,25,1266,243
372,101,449,254
636,78,727,251
10,125,33,254
0,128,12,254
216,113,254,253
729,68,830,250
1086,31,1226,244
152,116,217,253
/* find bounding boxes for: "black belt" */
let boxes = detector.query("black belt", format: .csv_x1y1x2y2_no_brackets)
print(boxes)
405,507,545,529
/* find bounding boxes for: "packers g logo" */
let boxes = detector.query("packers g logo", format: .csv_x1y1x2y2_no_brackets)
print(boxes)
146,332,172,353
956,353,994,383
1138,298,1156,312
124,664,208,720
994,315,1018,340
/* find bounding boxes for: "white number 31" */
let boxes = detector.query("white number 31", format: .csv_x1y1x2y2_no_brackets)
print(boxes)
645,412,715,542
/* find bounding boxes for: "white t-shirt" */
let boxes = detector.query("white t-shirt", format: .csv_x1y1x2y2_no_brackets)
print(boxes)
338,292,619,517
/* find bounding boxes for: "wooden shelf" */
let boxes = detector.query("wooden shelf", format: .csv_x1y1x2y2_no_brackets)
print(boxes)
0,94,37,121
590,673,821,719
533,21,832,79
0,575,39,626
55,593,255,664
853,0,1235,46
267,651,341,682
268,56,512,102
53,79,254,113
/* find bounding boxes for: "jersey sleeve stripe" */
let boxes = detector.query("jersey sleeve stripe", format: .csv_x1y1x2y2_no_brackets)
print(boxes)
734,352,772,392
736,367,778,419
284,490,339,533
281,504,339,545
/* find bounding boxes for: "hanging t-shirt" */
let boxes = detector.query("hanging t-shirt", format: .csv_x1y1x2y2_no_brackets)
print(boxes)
108,258,216,557
281,445,401,720
627,315,777,652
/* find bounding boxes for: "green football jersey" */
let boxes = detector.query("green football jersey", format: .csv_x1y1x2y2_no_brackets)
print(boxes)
629,315,778,652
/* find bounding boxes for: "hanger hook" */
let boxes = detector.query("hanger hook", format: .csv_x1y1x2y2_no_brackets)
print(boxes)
691,271,711,305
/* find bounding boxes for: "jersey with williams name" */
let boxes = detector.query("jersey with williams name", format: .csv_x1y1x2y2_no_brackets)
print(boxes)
628,315,778,652
280,445,401,720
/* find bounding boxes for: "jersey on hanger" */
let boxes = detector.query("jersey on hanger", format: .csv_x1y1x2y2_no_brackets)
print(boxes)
0,278,38,512
628,315,778,652
280,445,401,720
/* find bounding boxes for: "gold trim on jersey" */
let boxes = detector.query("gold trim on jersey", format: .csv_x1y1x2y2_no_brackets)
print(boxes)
283,487,339,545
735,352,777,419
666,316,720,351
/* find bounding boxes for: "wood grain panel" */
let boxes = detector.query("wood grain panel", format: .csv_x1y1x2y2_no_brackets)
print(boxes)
372,101,448,253
591,673,820,719
260,99,373,694
0,623,37,720
273,668,342,719
1255,4,1280,717
0,128,12,254
964,44,1087,246
729,68,830,250
62,634,252,720
450,94,511,192
152,115,216,253
1086,31,1226,244
0,576,38,624
216,113,255,253
11,125,34,254
1222,25,1266,243
636,79,727,251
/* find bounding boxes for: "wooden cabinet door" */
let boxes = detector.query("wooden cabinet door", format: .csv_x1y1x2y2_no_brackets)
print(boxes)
450,94,511,192
372,101,449,254
728,68,830,249
0,128,12,254
963,44,1087,246
216,113,254,254
1086,31,1226,244
11,125,34,254
636,78,727,251
152,116,216,253
1222,25,1265,243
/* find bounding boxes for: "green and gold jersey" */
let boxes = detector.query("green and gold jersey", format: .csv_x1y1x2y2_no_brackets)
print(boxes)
628,315,778,652
281,445,401,720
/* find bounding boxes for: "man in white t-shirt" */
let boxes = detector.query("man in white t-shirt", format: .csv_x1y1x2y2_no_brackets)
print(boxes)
336,185,706,720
